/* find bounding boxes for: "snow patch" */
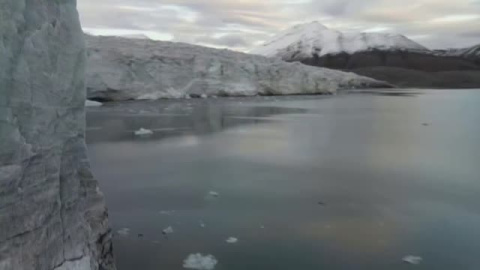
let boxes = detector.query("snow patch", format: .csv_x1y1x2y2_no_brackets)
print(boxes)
183,254,218,270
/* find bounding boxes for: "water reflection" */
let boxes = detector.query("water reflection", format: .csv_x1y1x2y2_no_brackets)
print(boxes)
86,98,310,144
87,91,480,270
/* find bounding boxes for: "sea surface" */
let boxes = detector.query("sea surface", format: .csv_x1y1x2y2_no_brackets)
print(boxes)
87,90,480,270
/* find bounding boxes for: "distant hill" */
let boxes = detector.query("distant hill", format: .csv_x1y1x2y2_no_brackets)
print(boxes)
251,21,428,58
436,44,480,65
251,22,480,88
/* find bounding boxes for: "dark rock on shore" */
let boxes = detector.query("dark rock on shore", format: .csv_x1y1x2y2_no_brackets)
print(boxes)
301,50,480,72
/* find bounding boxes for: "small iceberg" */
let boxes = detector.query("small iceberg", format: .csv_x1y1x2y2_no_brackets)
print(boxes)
117,228,130,236
85,100,103,107
226,237,238,244
159,210,175,215
403,255,423,265
208,191,219,197
200,94,208,99
162,226,174,235
183,254,218,270
134,128,153,136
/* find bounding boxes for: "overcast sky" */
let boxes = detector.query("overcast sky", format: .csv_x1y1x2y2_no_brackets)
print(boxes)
79,0,480,52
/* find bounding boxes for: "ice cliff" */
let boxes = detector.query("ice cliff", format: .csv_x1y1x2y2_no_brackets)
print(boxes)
85,35,391,101
0,1,114,270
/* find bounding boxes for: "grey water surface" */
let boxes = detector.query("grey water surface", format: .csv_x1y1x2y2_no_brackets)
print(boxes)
87,90,480,270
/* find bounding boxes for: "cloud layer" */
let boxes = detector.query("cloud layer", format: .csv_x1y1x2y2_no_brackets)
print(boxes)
78,0,480,51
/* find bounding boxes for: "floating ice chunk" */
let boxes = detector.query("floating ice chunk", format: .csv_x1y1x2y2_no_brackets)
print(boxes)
226,237,238,244
260,225,265,229
159,210,175,215
200,94,208,99
95,186,104,195
163,226,174,235
208,191,219,197
183,254,218,270
200,221,206,228
185,94,192,99
117,228,130,236
134,128,153,136
403,255,423,265
85,100,103,107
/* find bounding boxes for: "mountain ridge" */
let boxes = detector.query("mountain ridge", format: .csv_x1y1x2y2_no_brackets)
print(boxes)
251,21,429,60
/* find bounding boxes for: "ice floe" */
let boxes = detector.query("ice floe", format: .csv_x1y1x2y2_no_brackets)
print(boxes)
183,254,218,270
134,128,154,136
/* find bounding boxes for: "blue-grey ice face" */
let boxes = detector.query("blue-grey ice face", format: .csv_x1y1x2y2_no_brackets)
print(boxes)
77,0,480,50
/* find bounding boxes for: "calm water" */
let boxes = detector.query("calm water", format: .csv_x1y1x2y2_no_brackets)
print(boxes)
87,90,480,270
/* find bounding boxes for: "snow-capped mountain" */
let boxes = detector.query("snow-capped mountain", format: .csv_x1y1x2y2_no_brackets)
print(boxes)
437,44,480,64
251,21,428,60
461,44,480,60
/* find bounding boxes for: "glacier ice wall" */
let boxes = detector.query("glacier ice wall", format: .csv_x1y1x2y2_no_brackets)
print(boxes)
0,1,114,270
85,35,391,101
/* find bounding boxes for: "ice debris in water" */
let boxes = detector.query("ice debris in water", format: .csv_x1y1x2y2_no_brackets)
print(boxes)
162,226,174,235
208,191,219,197
403,255,423,265
117,228,130,236
134,128,154,136
200,221,206,228
183,254,218,270
226,237,238,244
159,210,175,215
85,100,103,107
200,94,208,99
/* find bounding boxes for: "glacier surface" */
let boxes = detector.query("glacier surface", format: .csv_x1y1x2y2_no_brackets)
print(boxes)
85,35,391,101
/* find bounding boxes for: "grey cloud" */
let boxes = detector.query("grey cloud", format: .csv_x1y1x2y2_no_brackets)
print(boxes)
459,30,480,38
195,34,249,48
322,1,350,16
77,0,480,51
